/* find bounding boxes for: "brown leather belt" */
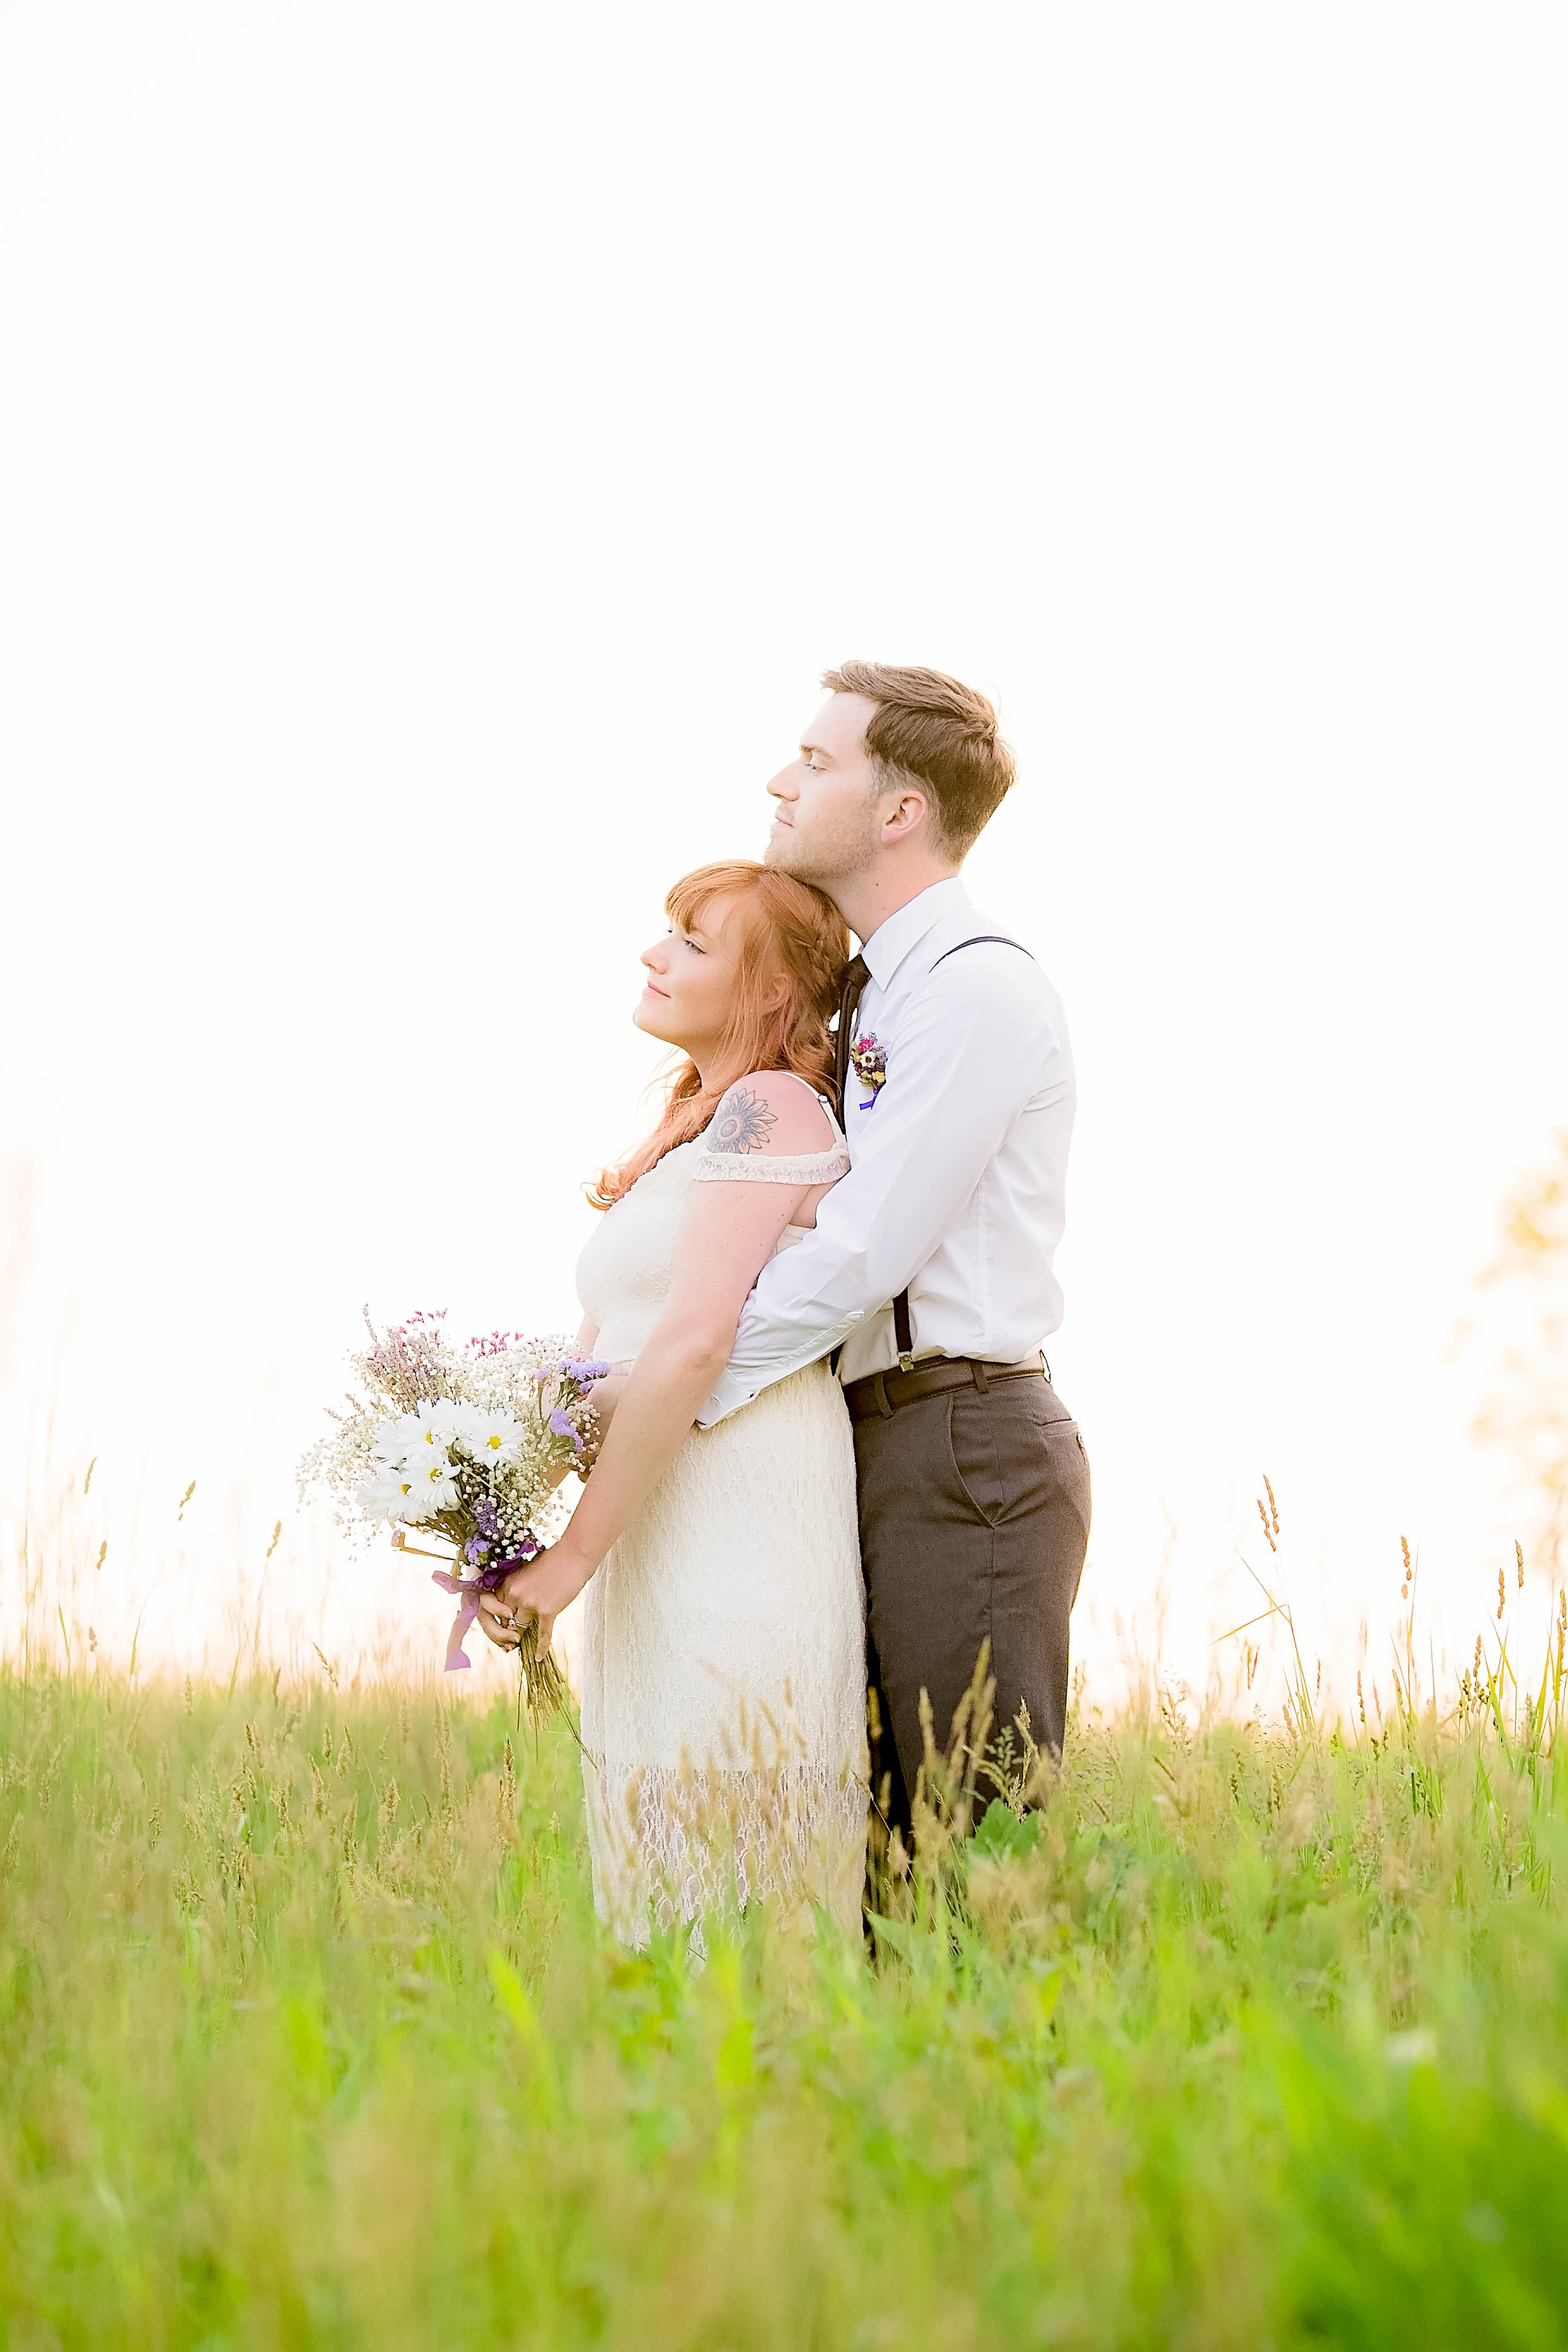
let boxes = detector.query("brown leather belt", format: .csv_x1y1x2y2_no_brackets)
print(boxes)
844,1353,1047,1423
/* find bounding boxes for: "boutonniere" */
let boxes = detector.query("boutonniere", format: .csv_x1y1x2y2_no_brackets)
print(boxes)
850,1033,886,1110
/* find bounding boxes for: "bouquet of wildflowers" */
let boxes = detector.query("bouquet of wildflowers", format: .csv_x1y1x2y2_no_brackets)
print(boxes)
299,1309,607,1715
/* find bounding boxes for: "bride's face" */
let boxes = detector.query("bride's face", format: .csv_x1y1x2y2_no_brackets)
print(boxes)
635,895,744,1059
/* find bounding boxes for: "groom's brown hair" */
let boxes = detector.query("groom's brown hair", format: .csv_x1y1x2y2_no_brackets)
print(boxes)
822,660,1017,857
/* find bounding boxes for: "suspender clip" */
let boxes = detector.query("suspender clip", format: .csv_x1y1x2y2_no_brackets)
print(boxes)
893,1286,916,1374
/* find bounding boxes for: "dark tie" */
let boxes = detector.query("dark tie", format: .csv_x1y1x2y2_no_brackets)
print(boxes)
832,953,871,1116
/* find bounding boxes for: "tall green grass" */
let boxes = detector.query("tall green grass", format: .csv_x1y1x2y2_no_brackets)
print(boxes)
3,1658,1567,2350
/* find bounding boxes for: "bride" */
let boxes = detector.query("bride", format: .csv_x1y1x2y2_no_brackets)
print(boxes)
479,859,867,1939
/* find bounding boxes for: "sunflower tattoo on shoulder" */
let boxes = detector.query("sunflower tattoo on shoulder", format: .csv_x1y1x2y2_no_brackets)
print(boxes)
709,1084,779,1155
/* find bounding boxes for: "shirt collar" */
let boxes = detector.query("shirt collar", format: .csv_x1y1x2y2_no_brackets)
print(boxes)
860,876,971,988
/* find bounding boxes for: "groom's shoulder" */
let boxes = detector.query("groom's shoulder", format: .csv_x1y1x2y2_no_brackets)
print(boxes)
919,904,1064,1022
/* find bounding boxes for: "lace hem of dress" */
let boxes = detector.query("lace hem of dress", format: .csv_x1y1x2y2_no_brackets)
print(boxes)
588,1758,867,1944
693,1148,850,1184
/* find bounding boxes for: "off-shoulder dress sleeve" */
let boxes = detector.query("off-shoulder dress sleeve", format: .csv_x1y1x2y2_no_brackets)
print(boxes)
692,1142,850,1185
694,1076,850,1185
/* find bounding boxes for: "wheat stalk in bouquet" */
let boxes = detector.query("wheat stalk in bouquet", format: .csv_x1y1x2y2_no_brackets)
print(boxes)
299,1309,607,1722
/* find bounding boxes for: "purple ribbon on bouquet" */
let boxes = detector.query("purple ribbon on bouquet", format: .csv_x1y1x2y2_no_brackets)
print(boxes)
430,1542,540,1671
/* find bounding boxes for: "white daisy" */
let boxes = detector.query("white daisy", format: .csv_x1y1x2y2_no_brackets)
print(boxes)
447,1399,492,1454
423,1397,488,1453
461,1409,525,1466
406,1454,458,1514
356,1463,414,1522
405,1406,458,1463
370,1412,424,1468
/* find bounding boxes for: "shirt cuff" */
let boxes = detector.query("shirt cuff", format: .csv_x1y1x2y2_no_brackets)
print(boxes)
695,1365,760,1429
698,1309,866,1429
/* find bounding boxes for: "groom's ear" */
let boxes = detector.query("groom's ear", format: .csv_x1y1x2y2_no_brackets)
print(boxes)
878,780,932,845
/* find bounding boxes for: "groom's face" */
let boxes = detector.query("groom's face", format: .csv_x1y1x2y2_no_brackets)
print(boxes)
764,693,886,889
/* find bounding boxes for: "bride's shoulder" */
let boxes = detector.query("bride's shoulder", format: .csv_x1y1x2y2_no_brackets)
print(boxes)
704,1069,839,1161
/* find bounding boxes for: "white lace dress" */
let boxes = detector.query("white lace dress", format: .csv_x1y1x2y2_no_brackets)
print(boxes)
574,1108,867,1941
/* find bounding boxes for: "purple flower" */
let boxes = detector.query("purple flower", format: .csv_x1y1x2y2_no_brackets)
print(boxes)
548,1406,584,1454
460,1495,502,1567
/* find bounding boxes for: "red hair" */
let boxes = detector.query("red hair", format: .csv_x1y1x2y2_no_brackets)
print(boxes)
589,861,850,1211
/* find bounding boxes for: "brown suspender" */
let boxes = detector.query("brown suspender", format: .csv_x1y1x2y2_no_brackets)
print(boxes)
884,934,1034,1371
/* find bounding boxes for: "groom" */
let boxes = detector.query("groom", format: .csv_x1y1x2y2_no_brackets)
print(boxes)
697,662,1091,1835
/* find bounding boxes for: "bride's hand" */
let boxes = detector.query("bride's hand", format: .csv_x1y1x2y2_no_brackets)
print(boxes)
493,1542,596,1636
475,1596,556,1657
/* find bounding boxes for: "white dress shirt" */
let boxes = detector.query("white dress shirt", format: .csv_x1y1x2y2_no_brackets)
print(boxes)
697,876,1075,1426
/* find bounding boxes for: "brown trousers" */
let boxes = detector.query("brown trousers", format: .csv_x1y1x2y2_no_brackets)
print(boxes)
853,1370,1091,1833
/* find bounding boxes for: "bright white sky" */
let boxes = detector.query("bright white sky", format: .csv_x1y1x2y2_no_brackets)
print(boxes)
3,2,1565,1718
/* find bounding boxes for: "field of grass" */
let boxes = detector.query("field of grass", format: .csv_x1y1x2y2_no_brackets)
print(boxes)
3,1655,1568,2351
